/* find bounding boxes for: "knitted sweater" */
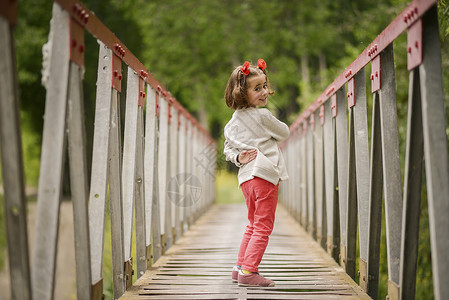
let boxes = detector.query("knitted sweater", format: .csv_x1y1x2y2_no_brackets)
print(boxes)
223,107,289,187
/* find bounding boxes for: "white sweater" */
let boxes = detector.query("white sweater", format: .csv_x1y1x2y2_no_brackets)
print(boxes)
223,107,289,187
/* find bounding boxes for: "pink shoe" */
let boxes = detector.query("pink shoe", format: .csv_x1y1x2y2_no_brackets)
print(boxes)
238,271,275,287
232,266,240,283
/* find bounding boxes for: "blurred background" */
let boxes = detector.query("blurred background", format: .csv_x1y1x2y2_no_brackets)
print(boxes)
0,0,448,299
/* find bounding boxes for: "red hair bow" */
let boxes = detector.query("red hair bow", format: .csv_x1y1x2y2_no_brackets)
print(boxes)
240,61,250,75
257,59,267,70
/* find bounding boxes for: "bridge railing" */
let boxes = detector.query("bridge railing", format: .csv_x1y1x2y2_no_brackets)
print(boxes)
279,0,448,299
0,1,216,299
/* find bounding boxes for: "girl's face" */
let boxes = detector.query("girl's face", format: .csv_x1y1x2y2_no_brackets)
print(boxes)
246,74,268,107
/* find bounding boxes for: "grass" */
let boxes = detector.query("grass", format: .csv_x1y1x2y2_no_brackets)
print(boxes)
214,170,244,205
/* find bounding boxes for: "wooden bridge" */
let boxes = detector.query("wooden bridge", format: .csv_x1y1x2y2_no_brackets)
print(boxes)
121,204,369,300
0,0,448,299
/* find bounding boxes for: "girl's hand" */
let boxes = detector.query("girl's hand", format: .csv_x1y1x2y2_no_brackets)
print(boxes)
238,149,257,164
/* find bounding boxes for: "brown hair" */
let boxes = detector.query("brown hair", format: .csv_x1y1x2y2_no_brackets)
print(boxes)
224,63,273,110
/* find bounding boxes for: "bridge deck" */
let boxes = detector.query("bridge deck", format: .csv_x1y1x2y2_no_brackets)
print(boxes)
121,203,370,299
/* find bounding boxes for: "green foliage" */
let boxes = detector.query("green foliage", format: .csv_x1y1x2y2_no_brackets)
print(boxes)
14,0,52,187
215,170,245,204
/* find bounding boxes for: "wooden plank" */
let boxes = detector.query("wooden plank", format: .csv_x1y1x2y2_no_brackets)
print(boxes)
144,87,161,263
140,278,348,285
335,86,348,257
419,6,449,300
135,107,146,278
313,109,325,249
353,68,370,263
399,69,423,300
120,204,370,299
168,108,180,242
0,15,31,300
366,93,383,298
346,108,358,280
184,119,192,229
138,289,355,295
31,3,70,299
306,119,316,238
300,126,308,226
378,44,403,287
122,66,140,260
66,62,92,299
323,99,338,260
124,295,365,300
177,113,187,235
109,87,126,297
89,41,113,284
158,98,170,245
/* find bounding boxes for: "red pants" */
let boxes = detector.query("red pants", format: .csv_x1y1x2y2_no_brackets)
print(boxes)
237,177,279,273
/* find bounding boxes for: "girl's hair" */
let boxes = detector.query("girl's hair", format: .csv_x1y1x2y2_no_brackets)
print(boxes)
224,63,274,110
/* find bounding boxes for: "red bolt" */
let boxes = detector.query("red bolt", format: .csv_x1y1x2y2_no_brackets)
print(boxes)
80,9,86,18
415,41,419,48
371,74,374,80
118,74,122,80
72,39,77,48
114,70,118,77
404,16,408,23
408,46,412,53
79,45,84,53
139,91,143,97
84,13,89,23
414,7,418,14
375,71,378,77
143,93,146,98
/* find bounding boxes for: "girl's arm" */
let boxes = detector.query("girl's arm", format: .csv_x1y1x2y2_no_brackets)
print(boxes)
224,139,257,167
223,138,243,167
261,109,290,141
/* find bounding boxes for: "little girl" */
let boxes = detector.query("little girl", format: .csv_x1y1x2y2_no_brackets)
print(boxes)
223,59,289,287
